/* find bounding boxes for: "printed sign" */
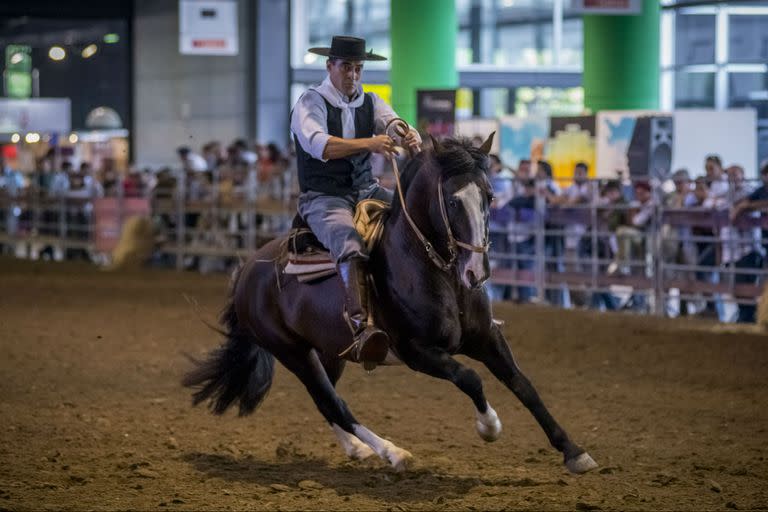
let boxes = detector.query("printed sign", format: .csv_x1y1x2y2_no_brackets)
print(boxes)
416,90,456,139
179,0,239,56
571,0,642,15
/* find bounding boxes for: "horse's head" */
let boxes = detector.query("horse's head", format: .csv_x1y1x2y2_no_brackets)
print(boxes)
429,133,495,290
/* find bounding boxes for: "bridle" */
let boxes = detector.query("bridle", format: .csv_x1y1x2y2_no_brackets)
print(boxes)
386,119,490,273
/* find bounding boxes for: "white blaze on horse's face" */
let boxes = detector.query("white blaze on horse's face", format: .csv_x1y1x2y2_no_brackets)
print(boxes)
453,182,490,289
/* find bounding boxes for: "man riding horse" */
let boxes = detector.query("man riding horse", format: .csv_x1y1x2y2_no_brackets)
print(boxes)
290,36,421,366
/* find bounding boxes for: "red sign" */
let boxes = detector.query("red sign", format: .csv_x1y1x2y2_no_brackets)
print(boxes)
192,39,226,48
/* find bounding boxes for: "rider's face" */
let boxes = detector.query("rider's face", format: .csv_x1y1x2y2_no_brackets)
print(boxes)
327,59,363,98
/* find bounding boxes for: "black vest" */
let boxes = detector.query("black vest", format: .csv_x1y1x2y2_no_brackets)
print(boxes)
294,91,375,196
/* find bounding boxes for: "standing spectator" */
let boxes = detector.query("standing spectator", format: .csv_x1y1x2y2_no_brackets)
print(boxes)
202,141,224,172
728,161,768,322
513,158,532,196
587,180,626,310
100,158,120,196
725,165,752,203
177,146,208,173
536,160,568,306
662,169,698,316
507,178,537,302
487,154,514,301
49,162,71,198
549,162,592,305
0,153,24,195
0,152,24,242
705,155,729,200
609,181,655,276
232,139,258,166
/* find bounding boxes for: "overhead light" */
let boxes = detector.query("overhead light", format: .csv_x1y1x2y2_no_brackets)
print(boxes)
81,44,98,58
103,33,119,44
11,133,20,143
69,133,79,144
49,46,66,61
25,132,41,143
10,53,23,65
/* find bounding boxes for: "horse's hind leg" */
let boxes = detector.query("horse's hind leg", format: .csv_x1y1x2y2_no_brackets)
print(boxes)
317,355,375,461
283,348,411,470
463,325,598,474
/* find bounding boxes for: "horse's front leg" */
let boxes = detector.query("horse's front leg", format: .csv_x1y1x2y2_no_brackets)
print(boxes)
397,342,502,442
461,324,598,474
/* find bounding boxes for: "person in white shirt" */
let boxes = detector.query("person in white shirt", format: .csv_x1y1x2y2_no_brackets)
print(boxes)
177,146,208,173
704,155,729,201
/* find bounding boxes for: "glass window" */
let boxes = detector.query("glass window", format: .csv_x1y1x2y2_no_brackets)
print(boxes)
675,14,715,65
728,15,768,63
675,72,715,108
495,23,553,66
456,28,473,66
729,73,768,122
514,87,584,117
491,0,554,67
560,18,583,67
478,88,511,118
292,0,390,68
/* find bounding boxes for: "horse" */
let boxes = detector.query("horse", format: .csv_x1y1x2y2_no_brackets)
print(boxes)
183,134,598,474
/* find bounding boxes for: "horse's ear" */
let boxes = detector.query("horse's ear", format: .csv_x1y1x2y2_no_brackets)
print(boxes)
429,134,443,155
479,131,495,155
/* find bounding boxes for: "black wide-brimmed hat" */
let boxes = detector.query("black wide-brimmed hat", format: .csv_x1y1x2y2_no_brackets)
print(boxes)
308,36,387,61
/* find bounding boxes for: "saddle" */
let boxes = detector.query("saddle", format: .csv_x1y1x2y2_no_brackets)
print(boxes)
284,199,390,283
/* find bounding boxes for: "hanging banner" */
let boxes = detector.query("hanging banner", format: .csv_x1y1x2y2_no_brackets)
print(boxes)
571,0,642,15
0,98,71,134
416,89,456,139
179,0,239,56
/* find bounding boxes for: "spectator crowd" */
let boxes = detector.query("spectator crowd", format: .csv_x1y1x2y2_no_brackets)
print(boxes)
1,136,767,323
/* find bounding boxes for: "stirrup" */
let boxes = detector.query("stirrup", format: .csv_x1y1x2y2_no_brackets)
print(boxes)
339,327,390,368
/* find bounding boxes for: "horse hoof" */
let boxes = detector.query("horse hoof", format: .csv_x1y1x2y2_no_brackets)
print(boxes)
475,406,502,442
565,452,598,474
386,448,413,472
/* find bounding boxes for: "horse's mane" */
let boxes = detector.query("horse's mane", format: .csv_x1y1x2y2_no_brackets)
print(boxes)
389,137,490,218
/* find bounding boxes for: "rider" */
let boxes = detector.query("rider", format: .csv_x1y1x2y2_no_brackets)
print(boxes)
290,35,421,365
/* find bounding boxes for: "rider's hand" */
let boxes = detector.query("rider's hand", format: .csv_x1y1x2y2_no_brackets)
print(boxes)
403,131,421,154
368,134,397,156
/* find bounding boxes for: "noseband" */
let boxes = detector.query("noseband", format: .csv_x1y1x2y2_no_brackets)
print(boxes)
387,120,490,272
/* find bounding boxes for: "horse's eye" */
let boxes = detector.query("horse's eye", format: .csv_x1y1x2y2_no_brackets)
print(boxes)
488,195,495,202
448,199,458,208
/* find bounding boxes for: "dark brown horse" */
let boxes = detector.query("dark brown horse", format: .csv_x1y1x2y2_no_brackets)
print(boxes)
184,135,597,474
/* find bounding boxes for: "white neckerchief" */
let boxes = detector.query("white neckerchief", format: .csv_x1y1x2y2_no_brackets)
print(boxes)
310,76,364,140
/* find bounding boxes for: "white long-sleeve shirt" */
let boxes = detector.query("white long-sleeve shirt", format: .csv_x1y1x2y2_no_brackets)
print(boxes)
290,76,420,162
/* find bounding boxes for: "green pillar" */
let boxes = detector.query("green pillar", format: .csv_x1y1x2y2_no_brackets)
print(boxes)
390,0,457,125
583,0,660,111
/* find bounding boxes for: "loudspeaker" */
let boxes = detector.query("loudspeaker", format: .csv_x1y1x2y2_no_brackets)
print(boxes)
627,116,674,180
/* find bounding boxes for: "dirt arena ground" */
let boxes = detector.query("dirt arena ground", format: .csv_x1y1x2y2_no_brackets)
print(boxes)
1,258,767,511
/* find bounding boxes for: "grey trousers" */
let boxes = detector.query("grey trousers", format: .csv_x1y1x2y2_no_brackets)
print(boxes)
297,183,394,262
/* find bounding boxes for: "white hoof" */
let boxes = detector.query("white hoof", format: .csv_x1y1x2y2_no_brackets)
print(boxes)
476,404,502,442
566,452,598,474
384,445,413,472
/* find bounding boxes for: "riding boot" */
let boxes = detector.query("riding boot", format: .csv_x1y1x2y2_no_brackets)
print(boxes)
337,258,390,366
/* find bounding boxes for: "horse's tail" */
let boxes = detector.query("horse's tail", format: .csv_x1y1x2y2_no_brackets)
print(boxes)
182,297,275,416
